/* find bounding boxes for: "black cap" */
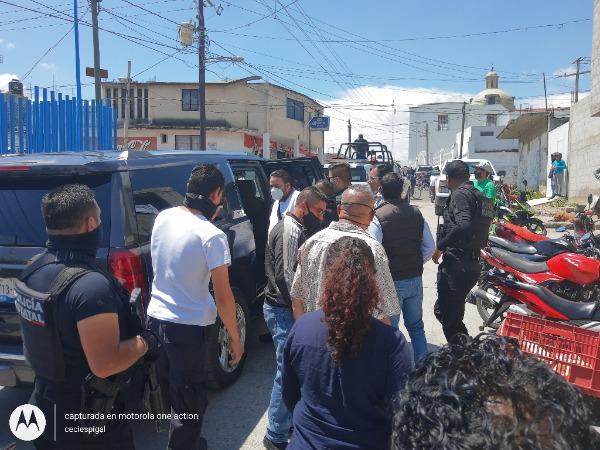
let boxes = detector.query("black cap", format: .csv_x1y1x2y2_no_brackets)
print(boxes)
445,160,469,180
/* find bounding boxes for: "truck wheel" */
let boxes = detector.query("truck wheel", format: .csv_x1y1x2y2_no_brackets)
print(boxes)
206,289,248,389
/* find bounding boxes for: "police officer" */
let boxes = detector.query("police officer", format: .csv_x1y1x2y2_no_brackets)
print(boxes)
432,160,493,342
16,184,159,450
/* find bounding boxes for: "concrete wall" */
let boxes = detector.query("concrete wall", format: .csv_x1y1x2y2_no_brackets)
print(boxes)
516,132,547,192
116,128,247,152
567,95,600,201
592,0,600,117
546,122,569,197
465,126,520,183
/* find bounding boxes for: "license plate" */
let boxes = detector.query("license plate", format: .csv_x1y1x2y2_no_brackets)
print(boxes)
0,278,16,304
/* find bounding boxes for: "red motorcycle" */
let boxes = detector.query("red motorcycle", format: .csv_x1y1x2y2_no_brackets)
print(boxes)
473,242,600,327
495,220,548,243
479,270,600,333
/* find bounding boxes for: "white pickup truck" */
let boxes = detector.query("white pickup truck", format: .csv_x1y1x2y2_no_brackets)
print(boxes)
434,158,499,216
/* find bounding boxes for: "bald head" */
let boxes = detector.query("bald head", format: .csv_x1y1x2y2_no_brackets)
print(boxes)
339,185,375,229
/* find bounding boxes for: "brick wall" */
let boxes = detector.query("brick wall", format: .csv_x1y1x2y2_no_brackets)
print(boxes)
567,95,600,201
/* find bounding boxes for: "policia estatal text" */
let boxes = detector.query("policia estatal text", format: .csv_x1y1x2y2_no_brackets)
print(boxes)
432,160,494,342
15,184,160,450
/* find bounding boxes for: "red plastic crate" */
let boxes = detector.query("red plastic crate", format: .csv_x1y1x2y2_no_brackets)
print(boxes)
497,312,600,398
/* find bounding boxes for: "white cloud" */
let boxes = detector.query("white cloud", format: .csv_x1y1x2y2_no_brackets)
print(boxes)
553,66,575,77
322,85,470,161
6,42,15,49
0,73,19,91
40,62,57,71
518,91,587,109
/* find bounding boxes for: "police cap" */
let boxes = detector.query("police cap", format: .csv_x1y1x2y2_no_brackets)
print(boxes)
445,160,469,180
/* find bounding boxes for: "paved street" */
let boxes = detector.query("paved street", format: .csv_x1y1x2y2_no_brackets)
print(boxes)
0,197,485,450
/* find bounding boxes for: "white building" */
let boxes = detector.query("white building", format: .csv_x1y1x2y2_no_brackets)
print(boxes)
408,70,520,163
102,76,325,159
436,126,520,183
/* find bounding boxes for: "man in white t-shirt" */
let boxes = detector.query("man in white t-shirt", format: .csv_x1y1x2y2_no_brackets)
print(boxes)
147,164,244,450
268,169,300,236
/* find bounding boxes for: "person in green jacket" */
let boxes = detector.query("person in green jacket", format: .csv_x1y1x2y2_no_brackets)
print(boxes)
473,161,497,200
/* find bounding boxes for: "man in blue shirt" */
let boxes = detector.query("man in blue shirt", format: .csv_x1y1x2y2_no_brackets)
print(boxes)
369,173,434,362
551,152,567,198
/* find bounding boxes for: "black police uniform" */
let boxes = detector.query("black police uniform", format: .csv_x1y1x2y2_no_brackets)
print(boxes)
16,236,137,450
435,182,493,342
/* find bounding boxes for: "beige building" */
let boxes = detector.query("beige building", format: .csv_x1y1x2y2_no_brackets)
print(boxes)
102,76,324,158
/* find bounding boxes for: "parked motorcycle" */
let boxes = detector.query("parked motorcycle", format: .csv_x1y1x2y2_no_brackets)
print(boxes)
472,236,600,328
478,270,600,333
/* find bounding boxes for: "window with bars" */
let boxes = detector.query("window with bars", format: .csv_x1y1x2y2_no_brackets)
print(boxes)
137,88,143,119
286,98,304,121
129,88,134,118
144,88,149,119
175,135,201,150
182,89,199,111
437,114,449,131
486,114,497,126
121,88,126,119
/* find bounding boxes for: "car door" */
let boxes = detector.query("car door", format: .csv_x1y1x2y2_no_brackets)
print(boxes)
260,157,324,192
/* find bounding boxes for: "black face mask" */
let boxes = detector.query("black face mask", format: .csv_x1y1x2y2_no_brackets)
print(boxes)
183,192,220,220
303,210,323,237
47,225,102,258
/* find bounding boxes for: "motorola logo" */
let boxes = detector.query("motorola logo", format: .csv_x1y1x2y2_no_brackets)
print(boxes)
9,404,46,441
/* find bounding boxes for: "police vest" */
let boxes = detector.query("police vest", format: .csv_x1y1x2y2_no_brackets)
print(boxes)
466,184,494,251
14,253,143,382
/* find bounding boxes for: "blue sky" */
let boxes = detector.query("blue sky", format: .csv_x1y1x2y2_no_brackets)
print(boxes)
0,0,594,156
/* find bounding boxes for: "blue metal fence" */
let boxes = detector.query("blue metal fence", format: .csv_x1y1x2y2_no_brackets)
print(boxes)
0,86,117,155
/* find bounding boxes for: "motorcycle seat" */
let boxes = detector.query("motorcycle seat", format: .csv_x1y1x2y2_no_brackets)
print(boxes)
489,235,537,255
489,247,549,274
488,236,537,255
514,281,599,320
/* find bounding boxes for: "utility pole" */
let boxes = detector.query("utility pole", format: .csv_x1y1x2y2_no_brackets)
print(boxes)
347,119,351,142
459,101,466,159
560,57,590,103
91,0,102,103
197,0,207,150
543,72,548,113
425,122,429,165
73,0,82,101
123,61,132,151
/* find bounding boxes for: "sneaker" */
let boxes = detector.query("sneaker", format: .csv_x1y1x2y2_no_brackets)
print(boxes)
263,436,288,450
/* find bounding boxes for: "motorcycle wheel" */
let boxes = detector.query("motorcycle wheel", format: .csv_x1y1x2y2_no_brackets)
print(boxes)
475,282,502,329
526,218,547,236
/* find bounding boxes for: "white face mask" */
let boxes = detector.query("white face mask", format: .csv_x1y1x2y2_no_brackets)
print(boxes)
271,187,284,201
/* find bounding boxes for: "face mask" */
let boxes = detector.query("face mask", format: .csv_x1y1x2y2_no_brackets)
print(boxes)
184,192,220,220
271,187,284,201
303,210,322,237
47,225,102,257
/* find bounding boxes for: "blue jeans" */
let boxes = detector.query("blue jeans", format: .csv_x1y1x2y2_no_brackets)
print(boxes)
263,302,295,443
390,277,428,362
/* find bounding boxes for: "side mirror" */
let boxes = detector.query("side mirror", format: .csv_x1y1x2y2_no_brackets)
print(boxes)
588,193,594,208
498,170,506,177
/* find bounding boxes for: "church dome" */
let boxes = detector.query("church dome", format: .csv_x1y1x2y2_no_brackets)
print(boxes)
472,68,515,111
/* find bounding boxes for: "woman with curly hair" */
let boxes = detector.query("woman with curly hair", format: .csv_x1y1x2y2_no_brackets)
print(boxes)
281,236,412,450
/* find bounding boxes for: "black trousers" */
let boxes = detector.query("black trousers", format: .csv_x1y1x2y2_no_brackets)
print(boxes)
434,257,480,343
149,317,208,450
31,378,134,450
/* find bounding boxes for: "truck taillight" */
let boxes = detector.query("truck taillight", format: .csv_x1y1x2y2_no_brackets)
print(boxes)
108,249,149,304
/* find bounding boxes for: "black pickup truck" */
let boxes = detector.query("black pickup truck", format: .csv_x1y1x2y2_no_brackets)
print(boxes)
0,150,322,389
